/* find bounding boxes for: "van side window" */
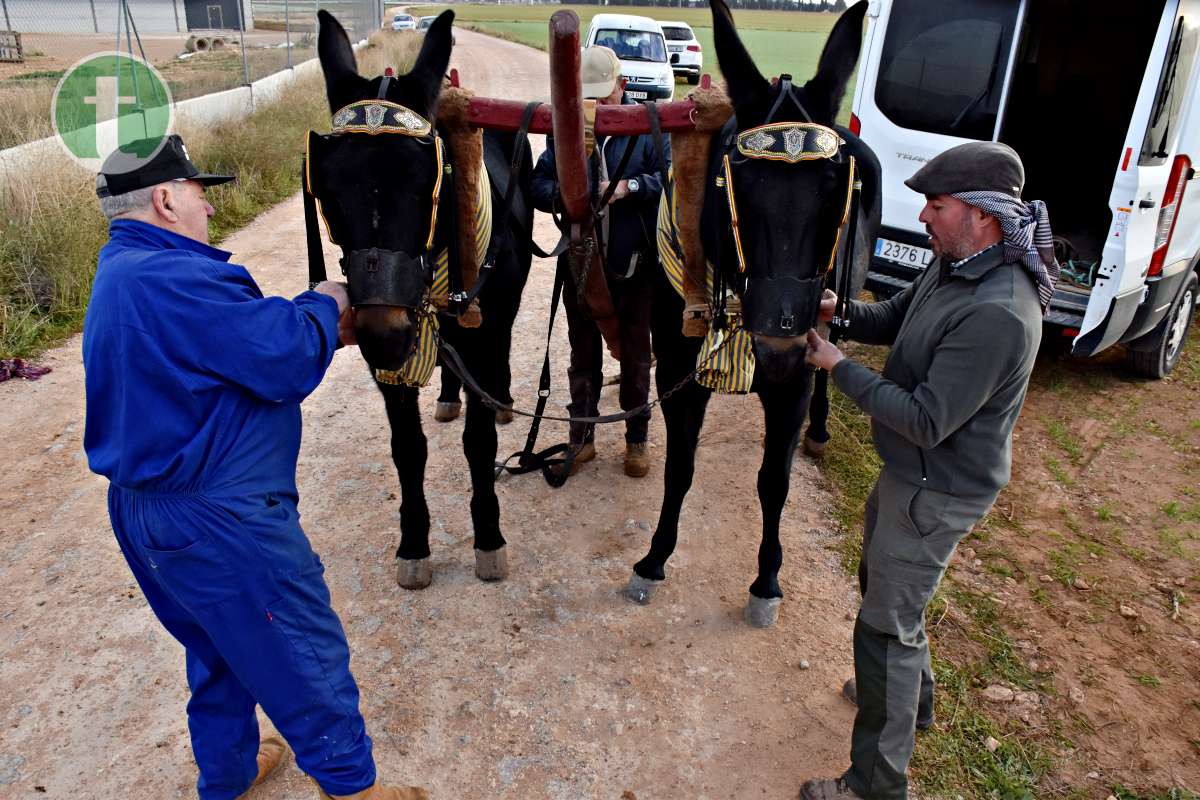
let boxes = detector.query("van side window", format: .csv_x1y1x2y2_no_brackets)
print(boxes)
1141,16,1199,166
876,0,1020,140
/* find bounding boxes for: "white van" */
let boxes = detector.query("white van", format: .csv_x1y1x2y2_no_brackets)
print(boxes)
585,13,675,102
852,0,1200,377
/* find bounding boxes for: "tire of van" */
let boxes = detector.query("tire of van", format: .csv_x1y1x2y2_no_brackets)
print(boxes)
687,74,700,85
1126,271,1197,379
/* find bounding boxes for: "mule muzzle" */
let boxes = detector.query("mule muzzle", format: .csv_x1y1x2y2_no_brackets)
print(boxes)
342,247,429,308
741,275,823,338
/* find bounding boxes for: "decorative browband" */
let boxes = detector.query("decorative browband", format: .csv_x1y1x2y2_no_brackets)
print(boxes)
331,100,432,137
736,122,843,164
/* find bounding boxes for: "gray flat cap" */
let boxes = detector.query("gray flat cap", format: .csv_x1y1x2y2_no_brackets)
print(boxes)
905,141,1025,198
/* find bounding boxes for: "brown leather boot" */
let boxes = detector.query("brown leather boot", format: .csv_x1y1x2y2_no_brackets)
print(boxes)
315,780,430,799
624,442,650,478
236,735,289,797
548,441,596,479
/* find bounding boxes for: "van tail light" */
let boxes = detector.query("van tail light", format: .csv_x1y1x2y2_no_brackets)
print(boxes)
1149,154,1192,277
687,44,701,52
849,113,862,137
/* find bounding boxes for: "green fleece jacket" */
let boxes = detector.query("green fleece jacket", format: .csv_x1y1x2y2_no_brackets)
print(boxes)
831,245,1042,499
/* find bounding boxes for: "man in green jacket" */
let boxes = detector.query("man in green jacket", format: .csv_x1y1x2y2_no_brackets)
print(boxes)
799,142,1058,800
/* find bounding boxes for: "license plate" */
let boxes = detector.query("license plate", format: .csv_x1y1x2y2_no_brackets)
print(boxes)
874,237,933,268
669,45,684,52
625,90,648,99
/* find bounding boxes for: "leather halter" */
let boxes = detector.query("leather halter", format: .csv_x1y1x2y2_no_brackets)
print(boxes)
304,80,446,308
711,76,858,338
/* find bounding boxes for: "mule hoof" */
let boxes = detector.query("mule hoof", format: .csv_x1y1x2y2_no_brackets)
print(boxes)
623,574,661,606
495,407,514,425
434,401,461,422
396,557,433,590
744,595,781,628
475,547,508,582
802,436,827,458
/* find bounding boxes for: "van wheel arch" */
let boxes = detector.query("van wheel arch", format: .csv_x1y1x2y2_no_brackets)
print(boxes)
1126,270,1198,379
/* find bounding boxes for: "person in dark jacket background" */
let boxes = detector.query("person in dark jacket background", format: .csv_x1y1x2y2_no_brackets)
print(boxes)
83,136,427,800
530,45,670,478
799,142,1057,800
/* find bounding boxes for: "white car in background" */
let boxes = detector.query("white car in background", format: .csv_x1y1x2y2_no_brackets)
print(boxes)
660,21,702,85
391,13,416,31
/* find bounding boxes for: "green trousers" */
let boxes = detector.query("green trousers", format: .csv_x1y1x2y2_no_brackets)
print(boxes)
842,469,996,800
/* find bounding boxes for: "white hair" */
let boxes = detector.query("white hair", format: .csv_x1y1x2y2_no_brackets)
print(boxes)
99,186,156,221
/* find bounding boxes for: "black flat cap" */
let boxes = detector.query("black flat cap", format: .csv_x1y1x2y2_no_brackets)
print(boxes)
96,134,235,198
905,141,1024,198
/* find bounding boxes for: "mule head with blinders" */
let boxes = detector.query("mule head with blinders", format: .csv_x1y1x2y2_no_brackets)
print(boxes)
701,0,867,382
310,9,455,371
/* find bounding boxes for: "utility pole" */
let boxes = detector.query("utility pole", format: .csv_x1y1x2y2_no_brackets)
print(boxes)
238,0,250,86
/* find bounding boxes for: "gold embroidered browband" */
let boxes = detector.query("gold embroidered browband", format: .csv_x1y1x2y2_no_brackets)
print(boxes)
736,122,844,164
331,100,432,137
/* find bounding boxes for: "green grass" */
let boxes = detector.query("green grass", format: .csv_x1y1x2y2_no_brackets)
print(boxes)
0,33,418,359
1045,418,1085,465
1112,787,1200,800
1045,457,1074,488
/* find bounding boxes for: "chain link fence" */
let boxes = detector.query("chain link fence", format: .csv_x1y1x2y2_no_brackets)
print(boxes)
0,0,381,149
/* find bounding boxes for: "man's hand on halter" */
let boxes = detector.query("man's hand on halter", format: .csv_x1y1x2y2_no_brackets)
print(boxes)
598,179,630,204
314,281,357,347
805,329,844,371
818,289,837,323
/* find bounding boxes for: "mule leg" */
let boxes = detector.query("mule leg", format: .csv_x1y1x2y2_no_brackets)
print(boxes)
378,381,433,589
434,359,463,423
803,367,831,457
495,325,516,425
459,341,508,581
625,357,710,604
625,270,709,604
744,378,813,627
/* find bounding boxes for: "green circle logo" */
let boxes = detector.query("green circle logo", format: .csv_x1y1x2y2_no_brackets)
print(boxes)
51,51,173,172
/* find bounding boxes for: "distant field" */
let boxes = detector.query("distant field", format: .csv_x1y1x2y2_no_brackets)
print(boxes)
425,3,848,102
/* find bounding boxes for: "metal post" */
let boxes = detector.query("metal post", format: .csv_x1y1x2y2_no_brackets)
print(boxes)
89,0,98,33
114,0,124,120
172,0,180,33
124,1,142,108
1,0,11,34
238,0,250,86
284,0,291,68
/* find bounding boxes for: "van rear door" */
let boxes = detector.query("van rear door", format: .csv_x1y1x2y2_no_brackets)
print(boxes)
1074,0,1195,356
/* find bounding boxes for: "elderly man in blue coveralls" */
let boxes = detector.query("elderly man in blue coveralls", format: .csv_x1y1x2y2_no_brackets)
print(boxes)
82,135,428,800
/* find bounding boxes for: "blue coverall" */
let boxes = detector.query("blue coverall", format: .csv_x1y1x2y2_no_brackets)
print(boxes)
82,219,376,799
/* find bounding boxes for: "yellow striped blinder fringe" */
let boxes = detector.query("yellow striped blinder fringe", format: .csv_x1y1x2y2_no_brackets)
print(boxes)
657,167,756,394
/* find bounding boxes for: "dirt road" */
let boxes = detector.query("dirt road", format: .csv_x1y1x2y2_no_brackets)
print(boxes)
0,29,859,799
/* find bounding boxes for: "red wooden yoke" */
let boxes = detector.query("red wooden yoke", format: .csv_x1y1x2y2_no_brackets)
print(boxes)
451,10,710,225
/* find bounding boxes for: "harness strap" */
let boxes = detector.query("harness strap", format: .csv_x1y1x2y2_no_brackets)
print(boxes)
301,156,328,290
494,262,574,487
451,100,543,311
766,75,812,124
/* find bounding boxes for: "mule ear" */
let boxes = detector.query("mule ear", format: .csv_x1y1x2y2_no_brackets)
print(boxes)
318,10,363,112
804,1,868,120
406,10,455,112
710,0,768,108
